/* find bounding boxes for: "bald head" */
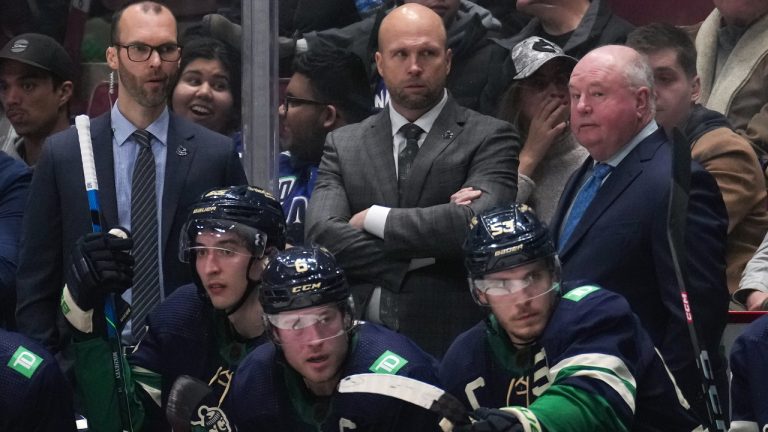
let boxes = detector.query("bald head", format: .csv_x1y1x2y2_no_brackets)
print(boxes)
569,45,655,161
379,4,447,49
375,4,452,121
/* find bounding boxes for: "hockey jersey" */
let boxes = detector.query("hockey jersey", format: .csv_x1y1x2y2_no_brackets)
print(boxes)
729,314,768,432
278,151,319,245
0,329,76,432
230,322,441,431
74,284,268,431
439,285,701,432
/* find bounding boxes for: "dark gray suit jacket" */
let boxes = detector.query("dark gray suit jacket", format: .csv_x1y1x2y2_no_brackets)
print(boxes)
15,112,247,352
306,97,520,355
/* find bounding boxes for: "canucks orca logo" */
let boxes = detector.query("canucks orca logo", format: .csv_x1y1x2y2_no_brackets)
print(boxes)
191,405,232,432
532,38,557,53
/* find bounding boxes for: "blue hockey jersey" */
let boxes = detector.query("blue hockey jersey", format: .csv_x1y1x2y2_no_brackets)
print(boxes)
230,322,441,431
439,285,701,432
0,329,76,432
729,314,768,432
278,152,319,245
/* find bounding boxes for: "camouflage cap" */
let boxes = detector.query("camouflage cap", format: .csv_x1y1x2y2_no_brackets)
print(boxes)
511,36,576,80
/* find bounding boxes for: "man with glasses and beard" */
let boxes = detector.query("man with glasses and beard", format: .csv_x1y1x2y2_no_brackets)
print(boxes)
16,1,246,355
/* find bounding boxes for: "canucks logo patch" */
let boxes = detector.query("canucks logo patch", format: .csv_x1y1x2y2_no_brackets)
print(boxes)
8,346,43,378
369,350,408,375
562,285,600,302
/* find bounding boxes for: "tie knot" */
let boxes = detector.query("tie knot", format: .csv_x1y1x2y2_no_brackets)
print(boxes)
592,163,612,180
401,123,423,141
133,130,152,149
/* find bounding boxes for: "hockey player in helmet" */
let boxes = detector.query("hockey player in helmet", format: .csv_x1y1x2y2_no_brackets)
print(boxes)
62,185,286,431
229,246,443,431
440,203,701,432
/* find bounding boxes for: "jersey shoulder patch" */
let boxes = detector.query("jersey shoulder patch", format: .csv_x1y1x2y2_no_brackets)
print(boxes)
369,350,409,375
6,345,43,379
562,285,601,302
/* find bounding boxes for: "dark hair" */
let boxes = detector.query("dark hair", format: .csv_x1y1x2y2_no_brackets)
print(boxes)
626,23,697,79
110,1,170,45
292,46,373,124
174,36,242,133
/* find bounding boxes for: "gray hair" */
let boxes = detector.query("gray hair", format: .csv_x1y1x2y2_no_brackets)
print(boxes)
623,52,656,116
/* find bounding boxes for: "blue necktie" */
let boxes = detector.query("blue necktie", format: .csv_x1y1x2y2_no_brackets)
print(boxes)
558,163,613,250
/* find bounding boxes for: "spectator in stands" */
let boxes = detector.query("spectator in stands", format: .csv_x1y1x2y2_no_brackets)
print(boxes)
278,46,373,245
479,0,633,114
738,233,768,311
551,45,729,423
728,314,768,429
627,23,768,305
171,36,241,138
306,3,519,356
496,36,587,223
692,0,768,170
0,151,30,328
0,33,74,166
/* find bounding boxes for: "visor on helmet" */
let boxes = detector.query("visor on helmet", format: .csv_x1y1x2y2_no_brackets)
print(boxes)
469,257,560,306
264,301,355,345
179,219,268,263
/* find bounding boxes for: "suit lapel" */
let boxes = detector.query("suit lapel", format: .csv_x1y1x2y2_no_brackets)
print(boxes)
161,115,196,252
559,131,665,256
92,114,118,227
403,98,464,205
363,111,399,206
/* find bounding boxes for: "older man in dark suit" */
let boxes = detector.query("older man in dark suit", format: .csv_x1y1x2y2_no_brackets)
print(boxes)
551,44,729,423
15,1,247,352
306,3,519,356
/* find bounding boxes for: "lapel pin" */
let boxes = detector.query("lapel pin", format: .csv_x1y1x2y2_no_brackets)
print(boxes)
176,145,188,156
442,130,454,140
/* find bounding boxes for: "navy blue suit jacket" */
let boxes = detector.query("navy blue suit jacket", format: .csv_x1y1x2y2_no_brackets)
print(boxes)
15,112,247,352
551,128,729,409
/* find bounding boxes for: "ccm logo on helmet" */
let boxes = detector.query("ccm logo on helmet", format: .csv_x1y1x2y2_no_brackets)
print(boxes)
291,282,322,293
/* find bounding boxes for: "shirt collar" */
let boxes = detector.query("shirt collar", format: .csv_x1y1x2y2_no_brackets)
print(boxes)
388,89,448,137
603,120,658,168
111,102,170,147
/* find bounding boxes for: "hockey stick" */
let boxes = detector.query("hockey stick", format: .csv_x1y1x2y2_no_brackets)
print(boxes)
75,115,135,432
337,373,470,431
666,128,726,432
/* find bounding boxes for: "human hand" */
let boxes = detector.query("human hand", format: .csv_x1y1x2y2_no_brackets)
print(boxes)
453,408,524,432
745,290,768,311
68,229,134,311
349,208,369,230
520,96,569,176
451,187,482,206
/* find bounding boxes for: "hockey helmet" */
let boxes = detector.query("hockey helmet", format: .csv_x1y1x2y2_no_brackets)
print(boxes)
179,185,286,312
260,246,355,344
464,203,560,305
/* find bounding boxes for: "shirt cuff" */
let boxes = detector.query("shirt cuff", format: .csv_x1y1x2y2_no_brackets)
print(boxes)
364,205,389,239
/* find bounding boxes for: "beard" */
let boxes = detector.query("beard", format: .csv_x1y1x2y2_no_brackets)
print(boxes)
118,62,173,108
388,80,445,113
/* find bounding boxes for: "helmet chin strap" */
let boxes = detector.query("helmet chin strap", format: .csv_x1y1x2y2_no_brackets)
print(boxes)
225,256,259,316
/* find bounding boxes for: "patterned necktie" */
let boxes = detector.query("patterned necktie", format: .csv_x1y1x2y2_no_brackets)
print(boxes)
398,123,423,203
130,130,159,341
558,163,613,250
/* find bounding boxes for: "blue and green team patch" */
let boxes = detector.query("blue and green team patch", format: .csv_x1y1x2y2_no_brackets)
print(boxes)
369,350,408,375
563,285,600,302
7,346,43,379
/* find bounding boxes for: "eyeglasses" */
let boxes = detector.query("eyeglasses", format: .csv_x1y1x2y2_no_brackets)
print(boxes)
282,95,329,112
114,42,182,62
